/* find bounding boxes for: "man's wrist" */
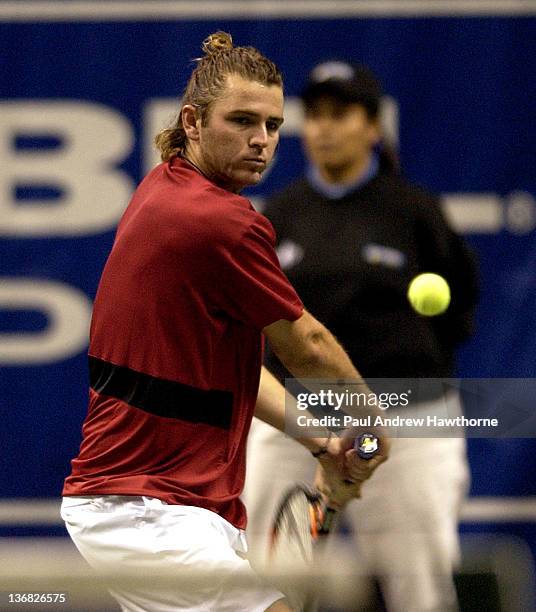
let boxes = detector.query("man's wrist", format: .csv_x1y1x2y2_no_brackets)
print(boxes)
310,429,334,458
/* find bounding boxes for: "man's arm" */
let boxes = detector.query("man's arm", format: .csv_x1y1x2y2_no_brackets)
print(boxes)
255,364,368,505
263,309,360,380
255,364,330,455
259,310,390,504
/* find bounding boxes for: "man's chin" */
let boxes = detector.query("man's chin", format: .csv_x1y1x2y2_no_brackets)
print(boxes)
238,171,263,188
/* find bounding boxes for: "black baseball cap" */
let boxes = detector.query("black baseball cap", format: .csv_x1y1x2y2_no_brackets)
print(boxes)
301,61,382,117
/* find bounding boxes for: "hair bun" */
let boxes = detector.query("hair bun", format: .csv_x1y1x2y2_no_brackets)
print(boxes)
202,31,233,55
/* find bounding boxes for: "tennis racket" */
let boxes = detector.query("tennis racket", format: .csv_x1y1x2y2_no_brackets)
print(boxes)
268,433,379,610
269,433,379,563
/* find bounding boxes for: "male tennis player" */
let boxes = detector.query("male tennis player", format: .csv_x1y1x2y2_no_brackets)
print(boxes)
61,33,388,612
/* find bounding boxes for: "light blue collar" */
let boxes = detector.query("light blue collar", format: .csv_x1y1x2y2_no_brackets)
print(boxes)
306,152,379,200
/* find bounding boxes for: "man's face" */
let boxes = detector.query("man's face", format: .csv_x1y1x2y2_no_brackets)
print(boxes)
302,96,379,177
195,74,284,193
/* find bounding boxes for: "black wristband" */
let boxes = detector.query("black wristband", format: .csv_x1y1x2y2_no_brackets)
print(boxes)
311,430,332,458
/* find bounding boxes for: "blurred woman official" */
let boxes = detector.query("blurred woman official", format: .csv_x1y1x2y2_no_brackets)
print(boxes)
244,61,479,612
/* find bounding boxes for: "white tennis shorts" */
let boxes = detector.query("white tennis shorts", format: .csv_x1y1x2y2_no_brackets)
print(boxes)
61,495,284,612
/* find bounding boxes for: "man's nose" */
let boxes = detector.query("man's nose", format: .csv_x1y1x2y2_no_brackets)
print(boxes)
249,126,268,148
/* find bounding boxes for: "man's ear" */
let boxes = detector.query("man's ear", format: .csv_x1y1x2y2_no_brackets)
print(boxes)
181,105,200,141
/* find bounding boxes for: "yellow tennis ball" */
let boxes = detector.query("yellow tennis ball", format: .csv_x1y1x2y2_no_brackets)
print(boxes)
407,273,451,316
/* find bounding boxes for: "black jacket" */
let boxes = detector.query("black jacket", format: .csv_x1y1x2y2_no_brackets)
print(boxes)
264,170,479,382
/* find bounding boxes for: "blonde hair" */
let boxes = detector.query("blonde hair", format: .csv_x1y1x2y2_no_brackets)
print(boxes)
155,32,283,161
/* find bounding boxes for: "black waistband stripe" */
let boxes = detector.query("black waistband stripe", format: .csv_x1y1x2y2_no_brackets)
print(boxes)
88,356,233,430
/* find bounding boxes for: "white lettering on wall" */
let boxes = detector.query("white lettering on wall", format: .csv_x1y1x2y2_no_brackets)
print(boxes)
0,279,92,364
0,101,134,236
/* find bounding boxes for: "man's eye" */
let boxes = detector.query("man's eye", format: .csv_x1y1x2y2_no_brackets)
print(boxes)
266,122,280,132
233,117,251,125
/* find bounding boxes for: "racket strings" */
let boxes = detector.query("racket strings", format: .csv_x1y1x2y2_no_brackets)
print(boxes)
269,487,328,611
270,488,319,566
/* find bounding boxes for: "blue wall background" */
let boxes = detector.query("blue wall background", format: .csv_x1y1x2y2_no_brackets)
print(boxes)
1,4,535,573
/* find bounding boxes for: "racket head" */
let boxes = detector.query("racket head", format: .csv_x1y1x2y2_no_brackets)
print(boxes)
269,484,322,568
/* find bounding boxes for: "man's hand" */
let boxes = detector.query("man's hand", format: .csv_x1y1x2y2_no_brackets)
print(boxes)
314,432,389,509
314,466,362,509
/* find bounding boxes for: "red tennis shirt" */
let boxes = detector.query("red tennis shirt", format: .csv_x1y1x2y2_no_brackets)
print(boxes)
63,157,303,529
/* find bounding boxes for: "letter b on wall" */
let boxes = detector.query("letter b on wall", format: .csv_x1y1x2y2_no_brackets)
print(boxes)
0,101,134,236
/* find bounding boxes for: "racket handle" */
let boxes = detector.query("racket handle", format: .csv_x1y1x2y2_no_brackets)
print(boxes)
318,506,338,535
341,433,380,486
354,432,380,459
